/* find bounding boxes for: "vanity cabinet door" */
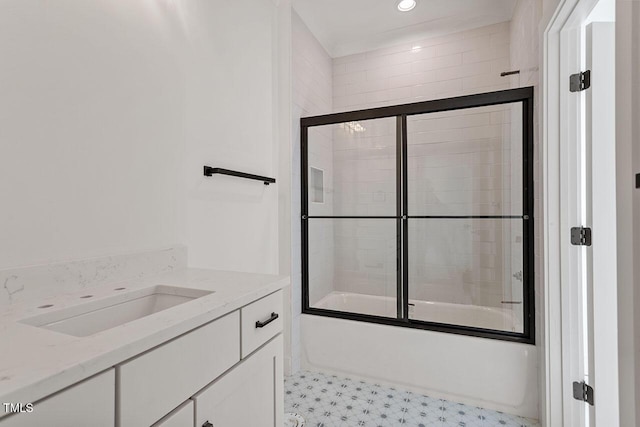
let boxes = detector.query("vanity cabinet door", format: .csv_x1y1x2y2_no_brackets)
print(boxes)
153,401,194,427
193,334,283,427
0,370,115,427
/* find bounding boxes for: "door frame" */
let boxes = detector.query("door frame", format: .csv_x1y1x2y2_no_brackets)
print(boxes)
543,0,618,425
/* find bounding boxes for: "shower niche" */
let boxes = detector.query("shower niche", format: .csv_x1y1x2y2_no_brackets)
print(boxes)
309,167,325,204
301,87,534,343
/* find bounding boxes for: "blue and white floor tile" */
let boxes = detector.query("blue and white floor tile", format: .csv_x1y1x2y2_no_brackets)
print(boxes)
284,370,539,427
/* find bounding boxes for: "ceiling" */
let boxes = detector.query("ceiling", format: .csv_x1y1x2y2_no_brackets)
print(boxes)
292,0,518,58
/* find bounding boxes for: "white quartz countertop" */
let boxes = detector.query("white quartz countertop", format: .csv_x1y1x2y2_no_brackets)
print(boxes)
0,268,289,409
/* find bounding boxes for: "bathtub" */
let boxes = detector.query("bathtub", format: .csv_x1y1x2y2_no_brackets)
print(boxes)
314,292,524,332
301,291,538,419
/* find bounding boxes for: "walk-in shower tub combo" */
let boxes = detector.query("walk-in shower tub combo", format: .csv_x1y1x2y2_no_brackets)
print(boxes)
299,87,537,418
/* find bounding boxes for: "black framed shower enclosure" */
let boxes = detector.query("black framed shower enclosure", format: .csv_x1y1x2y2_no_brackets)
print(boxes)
301,87,535,344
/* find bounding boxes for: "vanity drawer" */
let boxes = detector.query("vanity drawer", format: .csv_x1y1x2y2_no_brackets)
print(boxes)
241,290,283,358
0,370,114,427
118,311,240,427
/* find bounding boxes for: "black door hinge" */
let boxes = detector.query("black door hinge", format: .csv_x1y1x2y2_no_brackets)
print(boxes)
571,227,592,246
570,70,591,92
573,381,594,405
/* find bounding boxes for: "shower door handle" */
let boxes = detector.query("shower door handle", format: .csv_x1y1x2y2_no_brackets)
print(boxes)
255,312,279,328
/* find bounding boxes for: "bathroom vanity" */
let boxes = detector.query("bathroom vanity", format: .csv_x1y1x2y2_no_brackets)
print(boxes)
0,269,289,427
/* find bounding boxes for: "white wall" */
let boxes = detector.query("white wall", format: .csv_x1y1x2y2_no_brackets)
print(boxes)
0,0,187,270
184,0,280,274
0,0,285,304
277,0,294,380
290,10,333,372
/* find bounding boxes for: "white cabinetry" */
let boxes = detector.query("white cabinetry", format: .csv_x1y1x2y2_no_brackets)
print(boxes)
153,401,194,427
194,335,283,427
0,370,115,427
241,291,283,358
1,290,284,427
118,311,240,427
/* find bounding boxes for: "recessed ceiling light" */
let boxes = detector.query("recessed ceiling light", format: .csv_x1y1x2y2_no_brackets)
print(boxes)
397,0,416,12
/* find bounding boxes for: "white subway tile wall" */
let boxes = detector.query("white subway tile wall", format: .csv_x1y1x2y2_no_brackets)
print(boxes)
318,118,399,306
406,105,523,217
326,22,526,317
308,219,397,312
407,218,524,323
333,22,511,112
306,124,335,309
404,104,523,315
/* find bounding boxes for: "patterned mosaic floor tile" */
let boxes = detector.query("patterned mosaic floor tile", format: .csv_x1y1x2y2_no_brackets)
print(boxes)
285,370,539,427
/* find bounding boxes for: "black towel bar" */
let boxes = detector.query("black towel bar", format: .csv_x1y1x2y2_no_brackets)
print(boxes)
203,166,276,185
500,70,520,77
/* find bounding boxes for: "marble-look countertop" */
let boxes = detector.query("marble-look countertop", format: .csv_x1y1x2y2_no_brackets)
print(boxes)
0,268,289,411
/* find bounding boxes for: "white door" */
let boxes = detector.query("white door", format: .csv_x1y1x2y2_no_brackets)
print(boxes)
546,0,619,425
584,21,619,427
566,19,618,427
562,17,618,427
560,23,590,426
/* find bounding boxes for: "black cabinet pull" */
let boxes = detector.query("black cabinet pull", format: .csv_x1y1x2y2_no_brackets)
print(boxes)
202,422,213,427
255,312,279,328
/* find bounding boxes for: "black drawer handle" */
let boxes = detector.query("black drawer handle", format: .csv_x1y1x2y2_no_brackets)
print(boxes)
202,422,213,427
255,312,279,328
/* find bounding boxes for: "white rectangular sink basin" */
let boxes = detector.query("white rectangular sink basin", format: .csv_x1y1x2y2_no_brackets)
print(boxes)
20,285,213,337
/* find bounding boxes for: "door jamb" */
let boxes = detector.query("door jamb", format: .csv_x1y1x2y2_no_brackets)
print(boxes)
542,0,606,425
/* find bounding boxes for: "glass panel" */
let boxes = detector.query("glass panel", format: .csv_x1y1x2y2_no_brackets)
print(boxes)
406,103,523,216
307,117,397,216
407,218,524,333
308,218,397,318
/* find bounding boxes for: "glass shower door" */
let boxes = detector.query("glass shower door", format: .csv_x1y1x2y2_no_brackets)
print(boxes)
301,87,535,342
405,102,528,333
304,117,399,319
